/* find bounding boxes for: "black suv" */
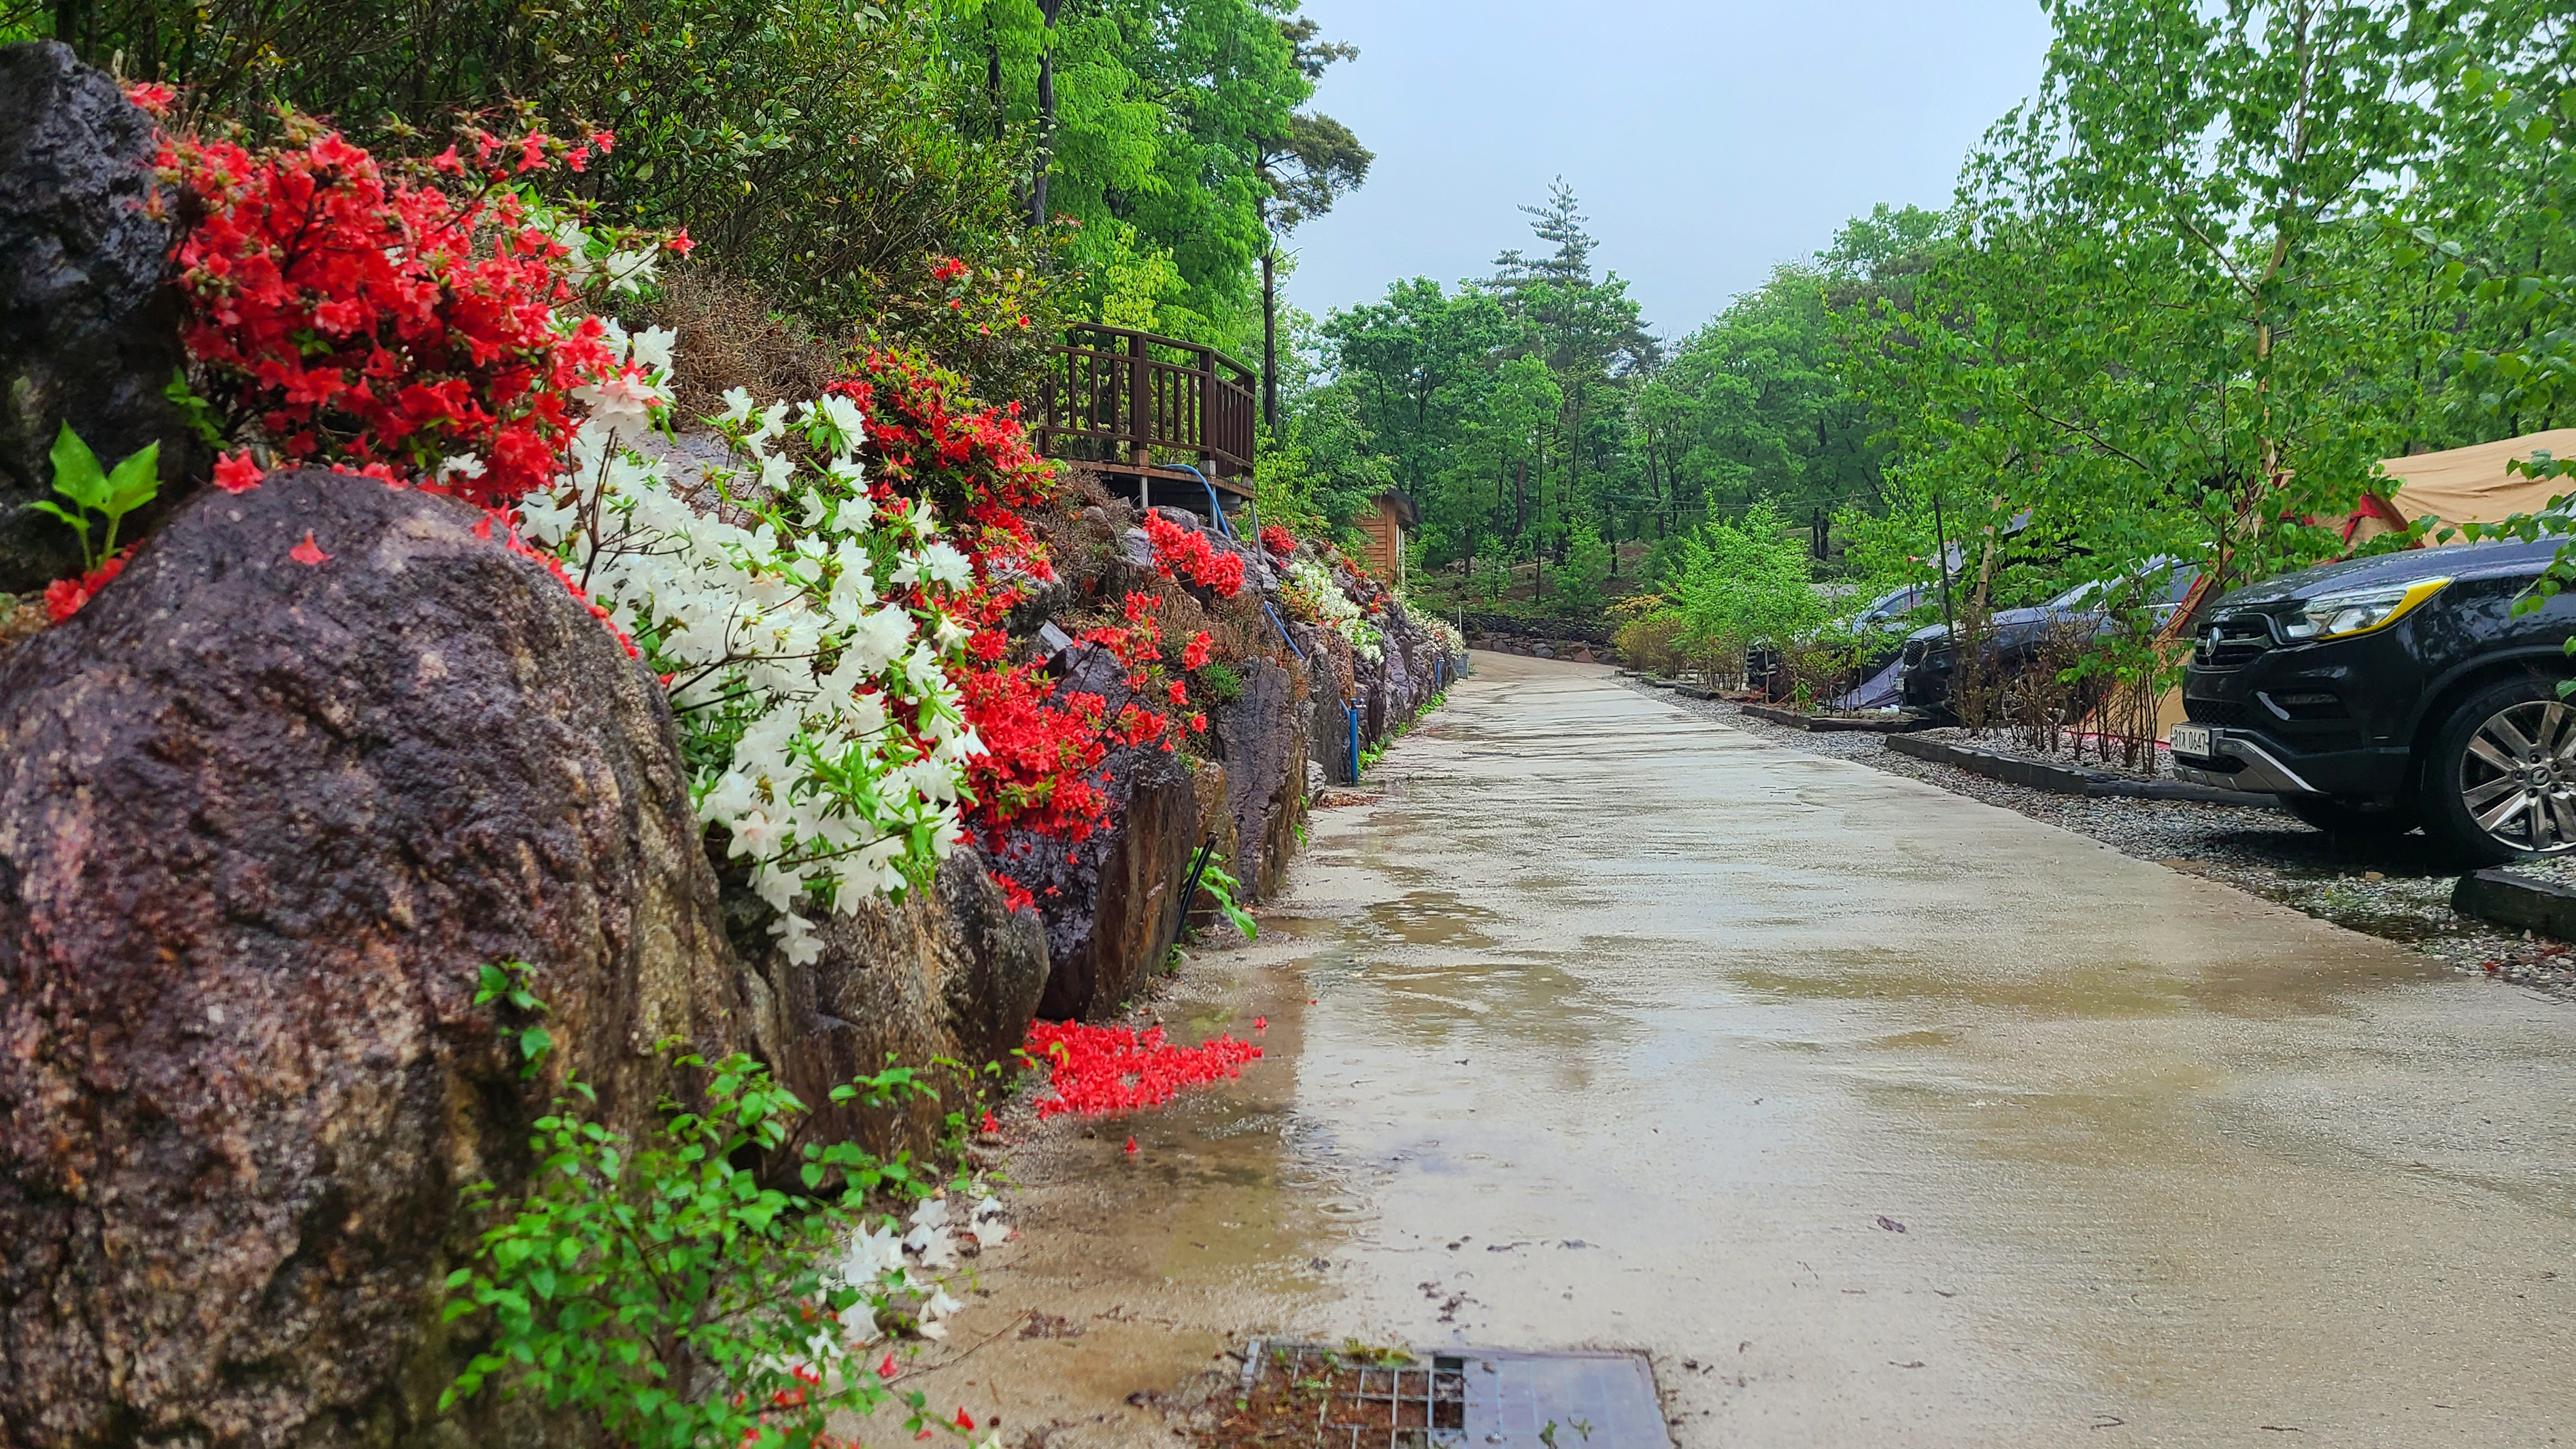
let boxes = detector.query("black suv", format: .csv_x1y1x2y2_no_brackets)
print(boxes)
2171,539,2576,862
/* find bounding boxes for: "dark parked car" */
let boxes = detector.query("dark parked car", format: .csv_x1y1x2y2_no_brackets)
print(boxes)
1901,564,2200,716
1846,584,1929,670
2170,539,2576,862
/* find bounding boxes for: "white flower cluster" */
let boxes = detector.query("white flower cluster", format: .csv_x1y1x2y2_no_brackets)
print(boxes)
817,1191,1010,1346
542,211,664,295
522,323,985,964
1420,611,1466,659
758,1191,1009,1443
1285,557,1384,663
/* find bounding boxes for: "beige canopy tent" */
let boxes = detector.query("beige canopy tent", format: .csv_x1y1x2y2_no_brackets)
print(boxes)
2112,430,2576,749
2343,428,2576,546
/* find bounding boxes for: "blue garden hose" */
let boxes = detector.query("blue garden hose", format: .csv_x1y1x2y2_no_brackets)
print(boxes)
1162,462,1305,659
1166,462,1236,541
1264,602,1304,659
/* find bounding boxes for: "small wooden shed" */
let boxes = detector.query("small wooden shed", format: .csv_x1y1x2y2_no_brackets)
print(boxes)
1355,489,1419,585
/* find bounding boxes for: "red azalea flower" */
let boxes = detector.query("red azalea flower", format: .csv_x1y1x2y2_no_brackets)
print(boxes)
212,449,264,494
288,530,332,566
42,550,128,623
1024,1022,1261,1120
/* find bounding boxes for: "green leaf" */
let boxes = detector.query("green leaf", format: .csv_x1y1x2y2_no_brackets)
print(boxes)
103,442,160,517
48,424,108,511
26,500,90,537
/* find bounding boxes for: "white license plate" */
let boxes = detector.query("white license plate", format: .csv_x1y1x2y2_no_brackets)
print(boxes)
2169,723,2215,757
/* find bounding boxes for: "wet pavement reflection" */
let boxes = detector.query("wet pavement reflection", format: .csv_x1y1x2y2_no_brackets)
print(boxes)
920,653,2576,1448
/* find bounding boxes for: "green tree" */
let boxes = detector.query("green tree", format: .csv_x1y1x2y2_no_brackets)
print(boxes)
1253,20,1373,429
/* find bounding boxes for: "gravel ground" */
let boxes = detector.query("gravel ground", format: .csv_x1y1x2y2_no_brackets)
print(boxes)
1909,724,2176,783
1625,679,2576,1001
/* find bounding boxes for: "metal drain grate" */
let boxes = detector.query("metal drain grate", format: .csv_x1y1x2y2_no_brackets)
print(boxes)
1232,1343,1665,1448
1236,1342,1469,1447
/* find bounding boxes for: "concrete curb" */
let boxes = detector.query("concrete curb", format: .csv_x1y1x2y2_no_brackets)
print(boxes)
1885,733,2281,808
2452,868,2576,939
1740,703,1935,734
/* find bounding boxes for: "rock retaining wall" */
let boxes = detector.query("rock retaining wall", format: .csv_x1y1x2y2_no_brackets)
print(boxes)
0,54,1466,1440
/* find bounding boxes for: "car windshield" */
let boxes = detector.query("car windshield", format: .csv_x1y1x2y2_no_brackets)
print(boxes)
2048,562,2200,612
1857,585,1920,622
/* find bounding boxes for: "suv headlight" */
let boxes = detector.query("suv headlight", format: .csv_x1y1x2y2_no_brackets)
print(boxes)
2279,577,2450,641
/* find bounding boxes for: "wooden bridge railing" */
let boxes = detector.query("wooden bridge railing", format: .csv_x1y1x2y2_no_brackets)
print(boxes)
1034,324,1257,483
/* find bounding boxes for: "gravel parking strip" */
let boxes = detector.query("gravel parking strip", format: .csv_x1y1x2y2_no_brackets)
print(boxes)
1624,678,2576,1001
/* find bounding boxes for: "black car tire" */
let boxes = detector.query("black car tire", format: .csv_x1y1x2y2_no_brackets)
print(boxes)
2419,676,2576,865
2281,796,2417,839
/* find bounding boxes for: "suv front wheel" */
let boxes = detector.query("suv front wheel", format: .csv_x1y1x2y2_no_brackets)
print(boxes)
2421,677,2576,865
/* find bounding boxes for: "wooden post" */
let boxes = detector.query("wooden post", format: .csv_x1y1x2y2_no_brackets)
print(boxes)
1127,330,1150,468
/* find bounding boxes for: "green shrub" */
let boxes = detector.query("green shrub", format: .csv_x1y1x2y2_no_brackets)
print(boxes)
441,980,977,1448
1195,659,1243,705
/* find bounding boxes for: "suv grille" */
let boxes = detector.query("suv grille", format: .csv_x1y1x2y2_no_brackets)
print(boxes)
1902,639,1927,667
2194,615,2276,668
2182,696,2255,728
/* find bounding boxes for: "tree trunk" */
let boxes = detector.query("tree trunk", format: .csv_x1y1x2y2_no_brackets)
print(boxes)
1261,248,1278,434
986,16,1004,139
1030,0,1064,226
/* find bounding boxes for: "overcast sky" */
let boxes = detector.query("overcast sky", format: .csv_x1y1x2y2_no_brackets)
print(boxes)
1280,0,2059,341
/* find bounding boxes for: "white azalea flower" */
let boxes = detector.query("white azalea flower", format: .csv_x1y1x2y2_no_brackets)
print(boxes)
603,247,660,294
537,337,974,949
629,324,677,377
573,371,664,429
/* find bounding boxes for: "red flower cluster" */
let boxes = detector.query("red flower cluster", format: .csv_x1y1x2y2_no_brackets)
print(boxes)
1140,510,1244,597
1022,1020,1262,1119
161,116,626,505
824,354,1224,868
44,551,128,623
1259,524,1297,557
955,663,1111,845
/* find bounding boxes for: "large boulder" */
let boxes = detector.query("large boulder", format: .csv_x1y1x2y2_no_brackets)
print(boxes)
0,42,201,594
0,468,750,1448
1213,655,1307,899
743,852,1047,1155
998,738,1200,1023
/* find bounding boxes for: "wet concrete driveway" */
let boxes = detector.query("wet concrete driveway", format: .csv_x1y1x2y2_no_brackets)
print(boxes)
944,653,2576,1448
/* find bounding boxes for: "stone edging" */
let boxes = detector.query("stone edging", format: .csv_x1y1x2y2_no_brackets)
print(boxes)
2452,868,2576,938
1738,702,1934,734
1886,732,2282,808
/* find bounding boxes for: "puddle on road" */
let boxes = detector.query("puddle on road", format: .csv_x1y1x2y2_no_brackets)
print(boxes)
1362,889,1503,947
